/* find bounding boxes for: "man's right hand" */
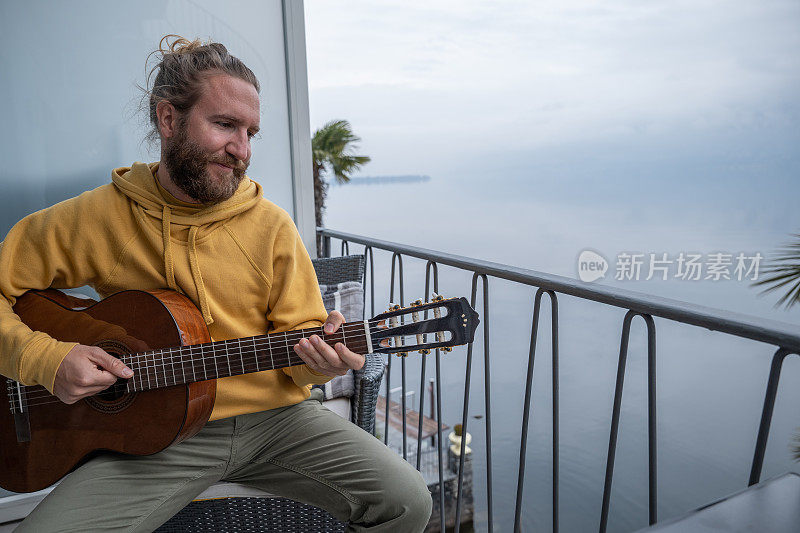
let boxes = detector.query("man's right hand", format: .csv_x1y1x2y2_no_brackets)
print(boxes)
53,344,134,404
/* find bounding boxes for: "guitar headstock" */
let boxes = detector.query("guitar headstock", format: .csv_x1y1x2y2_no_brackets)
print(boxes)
367,295,479,356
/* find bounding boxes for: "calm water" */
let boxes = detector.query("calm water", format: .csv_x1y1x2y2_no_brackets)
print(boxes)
325,174,800,532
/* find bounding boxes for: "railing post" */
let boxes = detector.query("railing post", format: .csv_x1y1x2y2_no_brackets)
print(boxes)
456,273,491,533
363,246,375,320
322,233,331,258
384,253,405,455
600,311,657,532
749,348,797,486
514,288,559,533
423,261,446,533
417,262,439,470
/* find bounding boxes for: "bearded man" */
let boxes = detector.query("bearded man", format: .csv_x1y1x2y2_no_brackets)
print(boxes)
0,36,432,532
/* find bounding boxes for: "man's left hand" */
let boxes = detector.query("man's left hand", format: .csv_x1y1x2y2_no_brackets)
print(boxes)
293,310,365,376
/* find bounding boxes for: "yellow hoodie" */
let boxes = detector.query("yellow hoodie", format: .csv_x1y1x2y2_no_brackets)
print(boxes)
0,162,332,420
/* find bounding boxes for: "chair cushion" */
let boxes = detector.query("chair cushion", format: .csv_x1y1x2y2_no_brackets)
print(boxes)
319,281,364,323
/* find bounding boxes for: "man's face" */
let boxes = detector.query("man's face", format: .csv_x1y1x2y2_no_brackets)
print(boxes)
163,73,261,204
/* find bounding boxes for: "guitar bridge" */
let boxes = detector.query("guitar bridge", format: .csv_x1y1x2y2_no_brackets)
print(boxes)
7,379,31,443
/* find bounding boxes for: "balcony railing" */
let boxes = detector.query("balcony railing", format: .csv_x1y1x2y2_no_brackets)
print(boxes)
318,227,800,533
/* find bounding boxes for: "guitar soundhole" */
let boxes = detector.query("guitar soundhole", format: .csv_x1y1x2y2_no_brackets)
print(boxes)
84,340,137,413
96,379,128,402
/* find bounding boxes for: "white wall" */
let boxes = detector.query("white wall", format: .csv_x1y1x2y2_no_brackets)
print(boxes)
0,0,301,237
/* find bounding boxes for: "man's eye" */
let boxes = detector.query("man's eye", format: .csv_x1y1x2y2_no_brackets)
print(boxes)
216,121,232,128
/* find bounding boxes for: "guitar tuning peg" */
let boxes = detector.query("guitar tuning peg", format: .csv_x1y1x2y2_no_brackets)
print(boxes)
441,346,453,353
419,348,431,355
397,352,409,358
410,299,423,306
431,293,444,302
388,303,401,311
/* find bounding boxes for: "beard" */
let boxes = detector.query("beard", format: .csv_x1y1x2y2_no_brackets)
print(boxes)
162,121,248,205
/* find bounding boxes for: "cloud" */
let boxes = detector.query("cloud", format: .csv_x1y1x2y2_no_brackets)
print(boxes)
305,0,800,166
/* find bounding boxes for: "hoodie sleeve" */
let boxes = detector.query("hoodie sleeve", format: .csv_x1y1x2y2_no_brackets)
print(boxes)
264,214,333,388
0,192,114,393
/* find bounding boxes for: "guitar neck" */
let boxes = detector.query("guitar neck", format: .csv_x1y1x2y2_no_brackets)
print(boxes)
121,323,370,393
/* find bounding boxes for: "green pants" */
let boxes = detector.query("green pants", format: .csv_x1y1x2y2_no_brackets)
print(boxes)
17,389,432,532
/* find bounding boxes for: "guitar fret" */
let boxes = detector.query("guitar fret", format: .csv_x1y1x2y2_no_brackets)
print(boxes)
267,334,274,369
154,351,161,389
143,353,150,390
188,346,196,383
139,354,145,391
235,338,243,376
175,348,183,386
253,337,260,371
224,340,232,378
179,348,185,385
170,348,176,386
200,345,207,381
162,350,169,386
141,353,148,390
152,353,158,389
182,346,191,385
164,350,170,387
211,343,218,379
283,332,290,368
148,353,153,390
139,354,145,392
236,339,247,374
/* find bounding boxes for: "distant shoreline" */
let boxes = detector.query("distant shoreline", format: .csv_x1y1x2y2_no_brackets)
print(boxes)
331,175,431,186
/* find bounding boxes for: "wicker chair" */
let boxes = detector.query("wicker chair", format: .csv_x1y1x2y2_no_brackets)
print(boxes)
157,255,385,532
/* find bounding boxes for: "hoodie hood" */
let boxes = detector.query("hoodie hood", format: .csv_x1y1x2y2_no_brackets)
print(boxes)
111,161,264,324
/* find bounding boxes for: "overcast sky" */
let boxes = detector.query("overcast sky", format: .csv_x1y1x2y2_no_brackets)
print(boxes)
305,0,800,182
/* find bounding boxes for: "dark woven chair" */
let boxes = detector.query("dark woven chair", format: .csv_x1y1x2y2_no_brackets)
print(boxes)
157,255,384,532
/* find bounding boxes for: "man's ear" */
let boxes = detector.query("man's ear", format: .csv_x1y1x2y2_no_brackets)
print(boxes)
156,100,179,139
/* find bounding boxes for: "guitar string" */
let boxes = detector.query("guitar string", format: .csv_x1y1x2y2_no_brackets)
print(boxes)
16,329,442,408
114,312,437,377
13,320,387,405
15,324,367,400
17,311,446,406
17,338,374,408
15,314,448,407
14,325,356,405
14,306,457,407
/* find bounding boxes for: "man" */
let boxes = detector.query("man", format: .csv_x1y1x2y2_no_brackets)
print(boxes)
0,36,432,532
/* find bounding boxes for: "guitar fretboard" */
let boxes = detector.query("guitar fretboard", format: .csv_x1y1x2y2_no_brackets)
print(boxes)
120,324,369,393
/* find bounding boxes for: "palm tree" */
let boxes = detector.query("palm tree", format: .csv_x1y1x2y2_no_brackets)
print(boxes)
751,232,800,460
311,120,370,254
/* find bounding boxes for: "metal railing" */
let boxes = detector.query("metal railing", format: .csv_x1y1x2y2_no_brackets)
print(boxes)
318,228,800,533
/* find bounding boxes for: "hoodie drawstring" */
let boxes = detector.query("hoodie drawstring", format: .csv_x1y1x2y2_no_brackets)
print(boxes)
161,206,177,290
188,226,213,325
161,206,214,325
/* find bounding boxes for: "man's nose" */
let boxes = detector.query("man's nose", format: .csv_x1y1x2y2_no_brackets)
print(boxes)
227,130,250,163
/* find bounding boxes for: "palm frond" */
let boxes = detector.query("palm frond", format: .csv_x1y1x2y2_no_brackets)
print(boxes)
312,119,371,184
751,233,800,309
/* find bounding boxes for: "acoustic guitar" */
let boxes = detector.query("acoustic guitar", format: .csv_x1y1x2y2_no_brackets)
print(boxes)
0,288,478,493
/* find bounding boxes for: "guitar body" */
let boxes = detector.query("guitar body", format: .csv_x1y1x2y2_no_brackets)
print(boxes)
0,289,215,493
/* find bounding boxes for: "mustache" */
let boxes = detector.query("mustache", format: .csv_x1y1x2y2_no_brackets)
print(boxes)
208,155,248,172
